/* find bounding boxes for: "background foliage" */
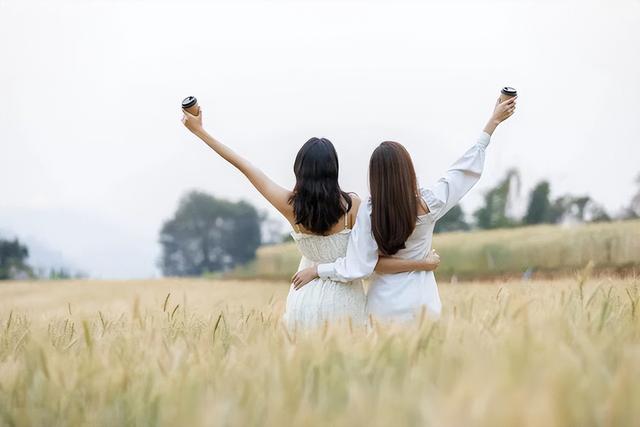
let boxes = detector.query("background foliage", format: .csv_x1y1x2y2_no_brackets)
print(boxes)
159,191,261,276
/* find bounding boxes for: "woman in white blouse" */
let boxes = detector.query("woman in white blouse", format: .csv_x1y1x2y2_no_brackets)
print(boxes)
291,96,517,322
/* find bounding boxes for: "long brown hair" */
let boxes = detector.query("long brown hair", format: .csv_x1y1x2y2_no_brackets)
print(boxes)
369,141,420,256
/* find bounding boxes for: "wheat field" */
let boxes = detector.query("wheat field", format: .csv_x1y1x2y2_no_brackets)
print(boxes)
1,274,639,427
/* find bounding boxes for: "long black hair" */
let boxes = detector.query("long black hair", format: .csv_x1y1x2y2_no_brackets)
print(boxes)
288,137,352,235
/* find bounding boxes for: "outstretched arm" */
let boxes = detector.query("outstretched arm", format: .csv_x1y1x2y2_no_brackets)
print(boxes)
292,249,441,289
422,96,517,221
182,108,293,220
291,203,376,289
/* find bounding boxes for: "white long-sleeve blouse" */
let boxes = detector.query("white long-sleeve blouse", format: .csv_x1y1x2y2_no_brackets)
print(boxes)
316,132,491,321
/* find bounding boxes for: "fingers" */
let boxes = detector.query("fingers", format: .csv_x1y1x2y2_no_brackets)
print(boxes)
291,272,308,290
427,248,441,266
505,107,516,118
498,97,517,109
498,98,517,121
182,108,202,119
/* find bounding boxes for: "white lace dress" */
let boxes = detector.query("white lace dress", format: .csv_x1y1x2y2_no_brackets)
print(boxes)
283,227,366,330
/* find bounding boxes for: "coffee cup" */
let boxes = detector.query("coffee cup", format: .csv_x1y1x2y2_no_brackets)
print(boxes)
499,87,517,103
182,96,200,116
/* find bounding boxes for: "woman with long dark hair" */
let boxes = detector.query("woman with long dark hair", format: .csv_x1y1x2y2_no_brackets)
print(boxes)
292,96,516,322
181,107,438,329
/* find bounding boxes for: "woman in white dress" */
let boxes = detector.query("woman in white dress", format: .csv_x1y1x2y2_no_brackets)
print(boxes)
181,107,439,329
291,96,517,323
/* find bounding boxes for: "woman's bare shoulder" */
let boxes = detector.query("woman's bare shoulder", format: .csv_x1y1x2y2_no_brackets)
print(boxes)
346,192,362,228
347,192,361,209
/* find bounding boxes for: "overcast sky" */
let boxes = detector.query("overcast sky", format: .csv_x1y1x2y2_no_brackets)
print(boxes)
1,0,639,278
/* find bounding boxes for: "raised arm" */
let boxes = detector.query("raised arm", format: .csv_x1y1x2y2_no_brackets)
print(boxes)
182,108,293,220
422,96,516,221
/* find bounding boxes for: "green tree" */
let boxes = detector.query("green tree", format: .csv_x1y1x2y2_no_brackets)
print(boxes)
585,201,610,223
474,168,521,229
434,205,469,233
524,181,552,225
0,238,31,280
548,195,573,224
546,194,610,224
570,196,591,222
159,191,262,276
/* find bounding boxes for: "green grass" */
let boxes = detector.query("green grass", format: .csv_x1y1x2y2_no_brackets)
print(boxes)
1,276,639,426
231,220,640,281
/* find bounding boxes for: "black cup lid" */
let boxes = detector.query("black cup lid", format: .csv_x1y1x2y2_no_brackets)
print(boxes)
182,96,197,109
501,87,517,96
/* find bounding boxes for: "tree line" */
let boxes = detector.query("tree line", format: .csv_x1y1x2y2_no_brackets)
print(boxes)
160,173,640,277
3,172,639,280
0,238,87,281
436,170,640,233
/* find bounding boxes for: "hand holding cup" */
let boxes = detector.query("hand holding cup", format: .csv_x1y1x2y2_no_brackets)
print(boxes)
484,87,517,135
182,96,200,116
181,96,204,134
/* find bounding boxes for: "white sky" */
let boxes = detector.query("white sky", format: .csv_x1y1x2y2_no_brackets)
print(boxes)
1,0,639,278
